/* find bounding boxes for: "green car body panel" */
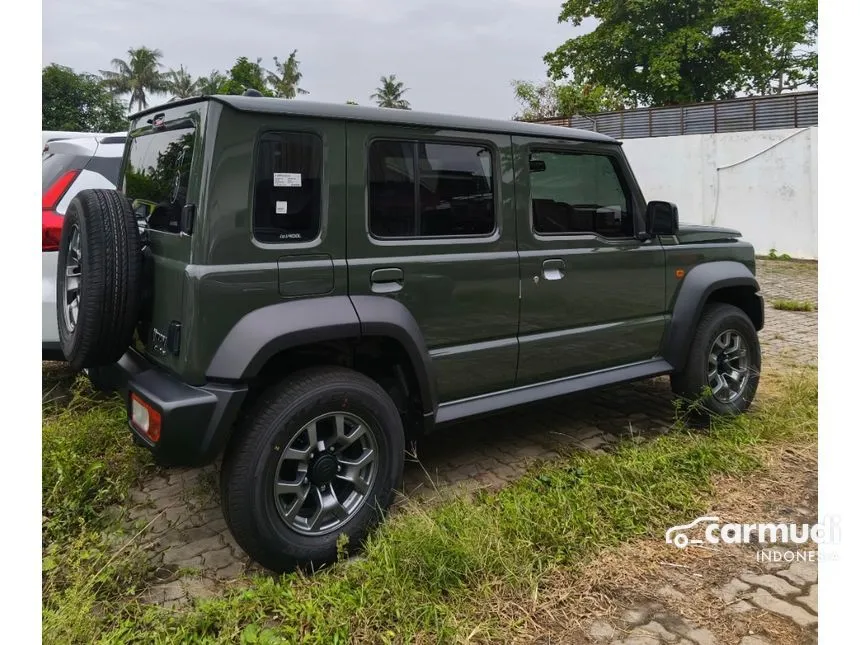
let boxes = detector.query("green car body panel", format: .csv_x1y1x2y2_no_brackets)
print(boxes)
115,95,763,466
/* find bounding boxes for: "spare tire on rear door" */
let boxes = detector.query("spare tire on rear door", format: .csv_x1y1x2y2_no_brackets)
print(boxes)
56,188,142,371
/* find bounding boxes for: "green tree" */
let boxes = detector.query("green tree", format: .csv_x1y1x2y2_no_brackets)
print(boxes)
511,79,631,119
722,0,818,95
220,57,273,96
165,65,200,100
42,64,127,132
100,46,168,111
196,70,228,95
266,50,309,98
544,0,818,107
371,75,410,109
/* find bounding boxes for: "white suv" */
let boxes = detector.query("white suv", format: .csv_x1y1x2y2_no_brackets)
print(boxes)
42,134,126,360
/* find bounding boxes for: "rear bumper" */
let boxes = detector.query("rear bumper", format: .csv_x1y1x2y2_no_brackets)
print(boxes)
98,349,247,467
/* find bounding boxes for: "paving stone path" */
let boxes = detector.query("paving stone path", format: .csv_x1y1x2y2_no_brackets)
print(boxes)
583,552,818,645
117,260,818,626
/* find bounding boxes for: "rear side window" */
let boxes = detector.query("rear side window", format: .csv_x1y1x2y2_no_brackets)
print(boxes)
368,140,495,238
253,132,322,243
123,123,196,233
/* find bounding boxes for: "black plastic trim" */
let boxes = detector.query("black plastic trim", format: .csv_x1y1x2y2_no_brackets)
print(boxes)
205,295,439,417
436,359,673,425
350,295,439,415
103,348,247,466
662,261,761,370
206,297,361,380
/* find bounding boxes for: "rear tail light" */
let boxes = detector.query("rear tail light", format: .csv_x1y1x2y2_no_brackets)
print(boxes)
130,394,162,443
42,169,80,252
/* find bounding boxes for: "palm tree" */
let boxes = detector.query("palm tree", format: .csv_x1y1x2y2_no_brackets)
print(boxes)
165,65,200,100
371,75,410,109
197,70,227,95
100,47,168,112
266,50,309,99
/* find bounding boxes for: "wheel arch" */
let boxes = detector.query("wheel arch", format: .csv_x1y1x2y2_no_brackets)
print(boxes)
662,261,764,370
205,296,438,423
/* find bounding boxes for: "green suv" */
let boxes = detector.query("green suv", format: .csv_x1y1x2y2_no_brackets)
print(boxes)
55,95,763,572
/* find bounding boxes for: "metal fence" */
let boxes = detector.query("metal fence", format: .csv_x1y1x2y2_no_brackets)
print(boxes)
531,91,818,139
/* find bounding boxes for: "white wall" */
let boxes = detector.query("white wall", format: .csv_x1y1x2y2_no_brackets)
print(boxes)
621,127,818,259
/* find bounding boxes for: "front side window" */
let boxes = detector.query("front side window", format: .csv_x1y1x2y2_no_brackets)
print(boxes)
368,140,495,238
253,132,322,243
529,150,633,238
123,123,196,233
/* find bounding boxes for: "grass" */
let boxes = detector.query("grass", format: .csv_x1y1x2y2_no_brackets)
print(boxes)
42,368,817,644
772,299,816,312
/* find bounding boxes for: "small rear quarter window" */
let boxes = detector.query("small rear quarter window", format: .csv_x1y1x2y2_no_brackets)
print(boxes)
252,132,322,243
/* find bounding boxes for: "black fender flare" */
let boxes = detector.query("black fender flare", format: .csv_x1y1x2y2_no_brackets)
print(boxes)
662,261,762,370
205,295,438,415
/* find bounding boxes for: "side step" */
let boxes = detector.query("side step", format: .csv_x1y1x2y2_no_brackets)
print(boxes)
435,359,673,425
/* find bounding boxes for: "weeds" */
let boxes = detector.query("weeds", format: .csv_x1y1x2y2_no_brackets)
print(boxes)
772,299,816,312
767,248,793,261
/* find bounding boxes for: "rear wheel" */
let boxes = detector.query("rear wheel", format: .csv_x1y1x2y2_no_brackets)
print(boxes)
55,189,142,370
220,367,405,572
671,303,761,416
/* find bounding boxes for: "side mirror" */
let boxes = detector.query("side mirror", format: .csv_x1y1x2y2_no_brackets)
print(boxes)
646,201,679,236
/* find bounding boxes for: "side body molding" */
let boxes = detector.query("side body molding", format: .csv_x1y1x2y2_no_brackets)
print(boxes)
662,261,762,370
205,295,438,416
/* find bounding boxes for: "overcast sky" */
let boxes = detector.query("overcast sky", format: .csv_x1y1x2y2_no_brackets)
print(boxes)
42,0,594,119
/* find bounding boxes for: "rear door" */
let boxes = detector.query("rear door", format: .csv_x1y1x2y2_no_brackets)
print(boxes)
345,124,520,403
512,136,667,384
123,102,207,373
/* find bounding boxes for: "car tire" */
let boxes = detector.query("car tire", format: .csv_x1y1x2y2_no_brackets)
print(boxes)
670,303,761,416
220,366,405,573
55,189,142,371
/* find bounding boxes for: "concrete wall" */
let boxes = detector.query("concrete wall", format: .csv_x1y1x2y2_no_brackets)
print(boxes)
621,127,818,259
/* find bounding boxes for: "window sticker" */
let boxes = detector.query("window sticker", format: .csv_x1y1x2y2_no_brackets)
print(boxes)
275,201,288,214
273,172,302,187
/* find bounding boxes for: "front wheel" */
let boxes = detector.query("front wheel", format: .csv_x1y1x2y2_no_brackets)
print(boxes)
220,367,405,572
671,303,761,416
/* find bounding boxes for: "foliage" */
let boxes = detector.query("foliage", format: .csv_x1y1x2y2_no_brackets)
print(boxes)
196,70,228,96
768,248,793,260
512,79,632,119
345,100,359,105
42,377,151,541
266,50,309,99
544,0,818,107
43,363,816,643
165,65,201,100
100,46,168,112
42,64,127,132
772,298,815,311
371,74,411,109
220,57,274,97
722,0,818,95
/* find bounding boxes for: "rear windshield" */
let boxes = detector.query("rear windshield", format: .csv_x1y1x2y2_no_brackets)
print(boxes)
123,121,196,233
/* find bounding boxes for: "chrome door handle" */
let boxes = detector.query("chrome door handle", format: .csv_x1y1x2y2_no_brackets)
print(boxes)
542,258,565,281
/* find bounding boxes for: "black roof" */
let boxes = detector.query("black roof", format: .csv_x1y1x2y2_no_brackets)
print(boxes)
131,95,619,145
